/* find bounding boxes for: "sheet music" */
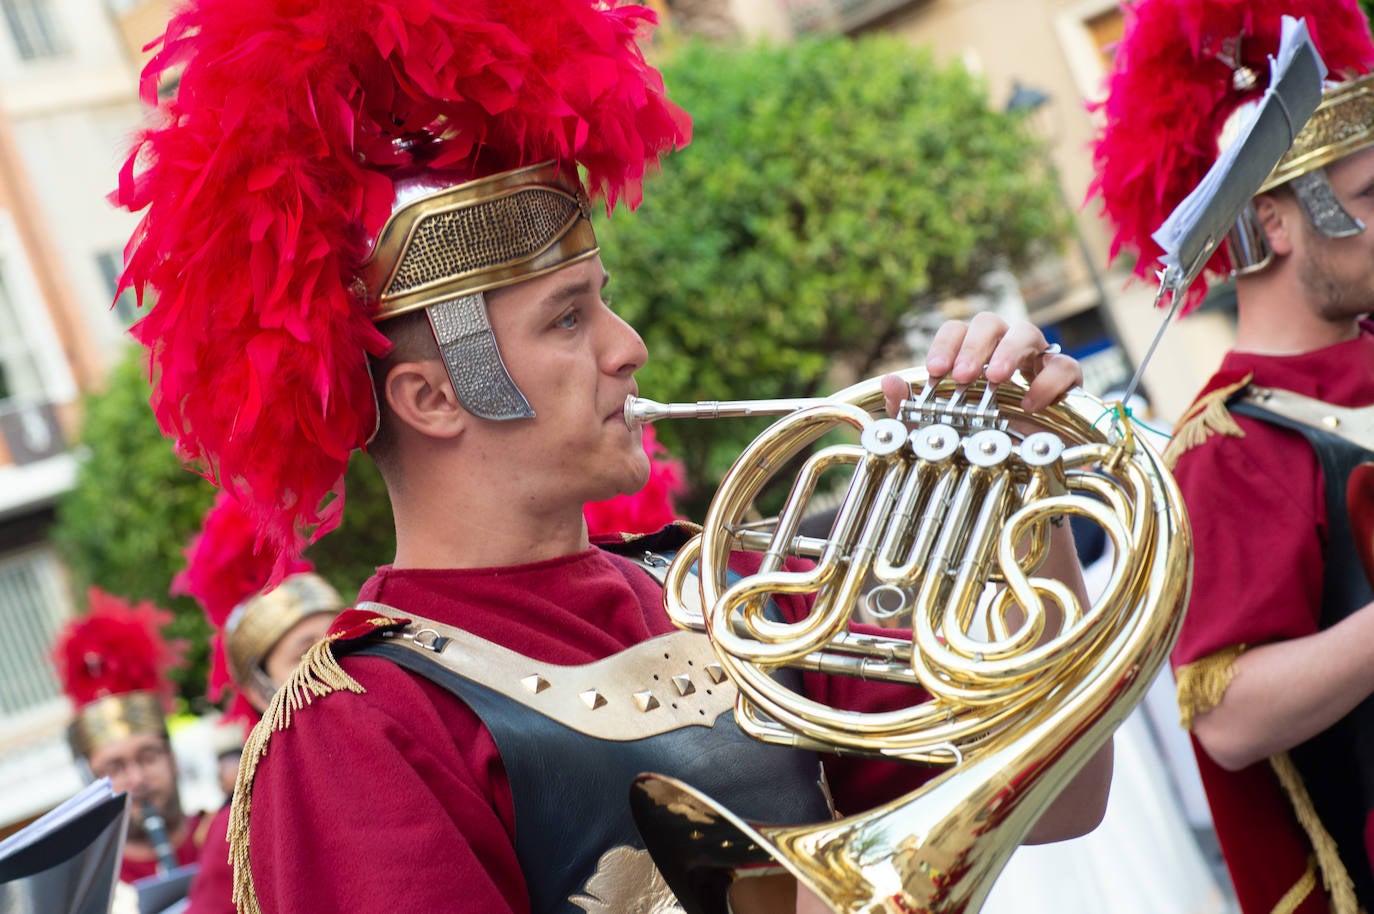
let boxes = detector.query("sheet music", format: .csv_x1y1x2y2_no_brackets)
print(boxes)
0,778,122,860
0,779,131,914
1151,15,1327,290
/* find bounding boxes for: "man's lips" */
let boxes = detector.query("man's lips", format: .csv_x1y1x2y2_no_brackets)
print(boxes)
608,389,638,425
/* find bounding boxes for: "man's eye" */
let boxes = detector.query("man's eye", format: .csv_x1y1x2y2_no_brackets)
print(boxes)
556,310,579,329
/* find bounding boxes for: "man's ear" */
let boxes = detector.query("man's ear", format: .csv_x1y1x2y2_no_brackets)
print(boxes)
384,360,465,439
1253,193,1295,257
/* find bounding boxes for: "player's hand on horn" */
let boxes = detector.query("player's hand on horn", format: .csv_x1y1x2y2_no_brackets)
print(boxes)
881,313,1083,417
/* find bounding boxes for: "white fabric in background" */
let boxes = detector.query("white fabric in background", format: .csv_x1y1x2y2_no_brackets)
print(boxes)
981,696,1233,914
981,537,1234,914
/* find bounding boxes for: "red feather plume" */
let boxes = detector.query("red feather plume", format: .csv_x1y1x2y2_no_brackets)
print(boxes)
52,588,183,711
584,425,686,536
173,490,314,721
1088,0,1374,311
116,0,691,581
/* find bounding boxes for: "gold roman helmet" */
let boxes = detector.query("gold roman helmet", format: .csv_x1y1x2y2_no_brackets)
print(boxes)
52,588,181,761
114,0,688,568
224,571,344,693
1229,70,1374,274
1261,71,1374,192
358,161,601,421
69,692,168,761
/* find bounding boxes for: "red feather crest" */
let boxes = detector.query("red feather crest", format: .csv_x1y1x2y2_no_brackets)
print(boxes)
584,425,686,536
52,588,183,711
116,0,691,580
174,490,313,628
1088,0,1374,311
173,489,313,718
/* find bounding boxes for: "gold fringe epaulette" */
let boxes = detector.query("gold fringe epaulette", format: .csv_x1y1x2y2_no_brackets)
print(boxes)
1174,645,1246,729
1163,374,1254,470
228,633,368,914
1271,753,1359,914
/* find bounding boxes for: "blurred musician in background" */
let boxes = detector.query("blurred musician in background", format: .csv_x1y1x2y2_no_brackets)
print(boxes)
1091,1,1374,911
52,588,208,884
176,491,344,914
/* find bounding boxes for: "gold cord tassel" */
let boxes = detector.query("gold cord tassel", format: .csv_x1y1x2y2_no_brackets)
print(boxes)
1270,753,1360,914
1175,650,1360,914
1174,645,1245,730
1271,859,1319,914
228,635,366,914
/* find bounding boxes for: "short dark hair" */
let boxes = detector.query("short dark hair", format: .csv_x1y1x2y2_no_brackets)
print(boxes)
366,309,440,478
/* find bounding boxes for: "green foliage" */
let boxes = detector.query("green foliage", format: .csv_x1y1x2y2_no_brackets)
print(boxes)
50,346,397,710
302,453,396,601
51,346,218,710
595,36,1065,513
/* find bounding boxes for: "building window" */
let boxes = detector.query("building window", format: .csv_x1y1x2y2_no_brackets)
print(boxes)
0,547,71,720
0,270,43,405
1084,7,1123,72
1,0,64,61
781,0,925,35
96,250,139,326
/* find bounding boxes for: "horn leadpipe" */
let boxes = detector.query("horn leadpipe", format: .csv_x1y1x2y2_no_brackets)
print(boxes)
624,395,830,427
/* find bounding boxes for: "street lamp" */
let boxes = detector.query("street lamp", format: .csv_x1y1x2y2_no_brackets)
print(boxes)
1006,81,1052,120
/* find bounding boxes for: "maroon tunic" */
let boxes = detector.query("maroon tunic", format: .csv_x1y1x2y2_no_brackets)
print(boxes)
185,804,233,914
245,541,934,913
1170,320,1374,914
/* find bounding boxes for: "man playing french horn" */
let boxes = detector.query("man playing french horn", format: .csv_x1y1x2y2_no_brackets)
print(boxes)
115,0,1113,911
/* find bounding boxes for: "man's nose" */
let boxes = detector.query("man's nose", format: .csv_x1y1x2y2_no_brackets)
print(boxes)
124,764,150,796
603,309,648,375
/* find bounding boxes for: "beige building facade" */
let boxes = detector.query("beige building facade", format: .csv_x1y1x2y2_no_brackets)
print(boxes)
0,0,154,835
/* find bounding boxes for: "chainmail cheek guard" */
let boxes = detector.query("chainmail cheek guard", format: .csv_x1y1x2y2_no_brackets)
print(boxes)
357,161,601,422
427,291,534,420
1291,168,1366,237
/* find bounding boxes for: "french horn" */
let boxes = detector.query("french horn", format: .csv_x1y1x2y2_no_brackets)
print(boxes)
623,367,1192,914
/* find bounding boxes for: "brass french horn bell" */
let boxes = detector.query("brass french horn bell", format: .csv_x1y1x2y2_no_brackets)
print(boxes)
624,368,1192,914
